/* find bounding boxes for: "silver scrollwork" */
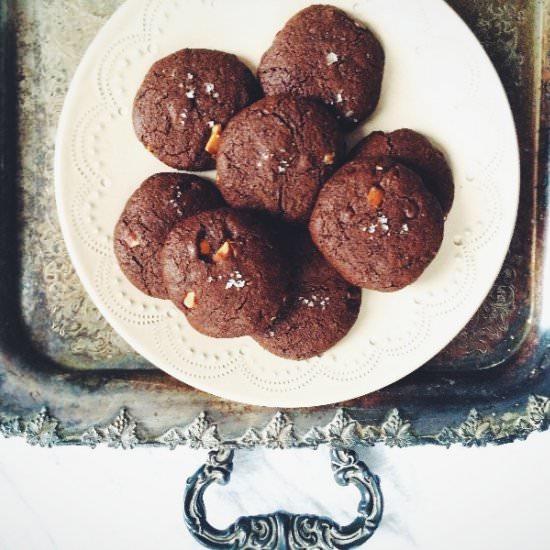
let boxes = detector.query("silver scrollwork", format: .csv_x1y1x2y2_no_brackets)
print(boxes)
183,447,383,549
2,397,550,448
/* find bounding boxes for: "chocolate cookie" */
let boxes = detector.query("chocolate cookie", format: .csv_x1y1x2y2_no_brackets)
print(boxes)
133,49,260,171
257,5,384,130
254,229,361,360
114,173,223,299
351,129,454,216
216,95,345,223
161,208,287,338
309,160,444,291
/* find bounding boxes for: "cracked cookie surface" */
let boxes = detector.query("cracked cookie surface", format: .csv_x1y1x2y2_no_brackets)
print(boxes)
161,208,288,338
351,129,454,216
133,48,260,170
258,5,384,130
254,228,361,360
216,94,345,223
114,173,223,299
309,159,444,291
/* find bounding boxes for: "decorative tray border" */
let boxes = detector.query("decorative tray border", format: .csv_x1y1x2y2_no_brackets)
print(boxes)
2,395,548,449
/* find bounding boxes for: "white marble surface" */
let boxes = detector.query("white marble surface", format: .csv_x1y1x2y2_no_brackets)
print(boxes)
0,431,549,549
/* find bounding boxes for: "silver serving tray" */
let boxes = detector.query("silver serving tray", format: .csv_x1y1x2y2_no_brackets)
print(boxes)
1,1,548,547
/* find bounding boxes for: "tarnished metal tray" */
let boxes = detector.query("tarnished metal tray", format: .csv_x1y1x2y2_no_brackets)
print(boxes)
1,1,549,547
0,0,549,450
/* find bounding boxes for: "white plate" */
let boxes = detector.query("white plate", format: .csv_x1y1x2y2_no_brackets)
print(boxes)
55,0,519,408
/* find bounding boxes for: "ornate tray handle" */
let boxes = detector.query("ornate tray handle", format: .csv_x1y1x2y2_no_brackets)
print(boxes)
184,448,383,549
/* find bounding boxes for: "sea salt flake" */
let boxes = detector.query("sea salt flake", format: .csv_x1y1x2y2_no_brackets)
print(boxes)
277,159,289,173
345,110,354,118
187,72,194,80
401,223,409,233
335,91,344,104
225,277,246,289
326,52,339,65
368,224,377,234
185,89,195,99
378,215,388,225
205,83,215,94
381,223,389,233
126,234,140,248
213,92,220,98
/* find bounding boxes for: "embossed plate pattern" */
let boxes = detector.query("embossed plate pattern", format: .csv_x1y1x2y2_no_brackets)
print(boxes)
55,0,519,407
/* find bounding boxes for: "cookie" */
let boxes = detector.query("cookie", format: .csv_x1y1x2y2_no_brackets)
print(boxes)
257,5,384,130
254,229,361,360
351,129,454,216
133,48,260,171
161,208,288,338
216,95,345,223
309,160,444,291
114,173,223,299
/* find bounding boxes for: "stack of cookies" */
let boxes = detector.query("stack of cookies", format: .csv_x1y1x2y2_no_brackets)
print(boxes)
115,5,453,361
